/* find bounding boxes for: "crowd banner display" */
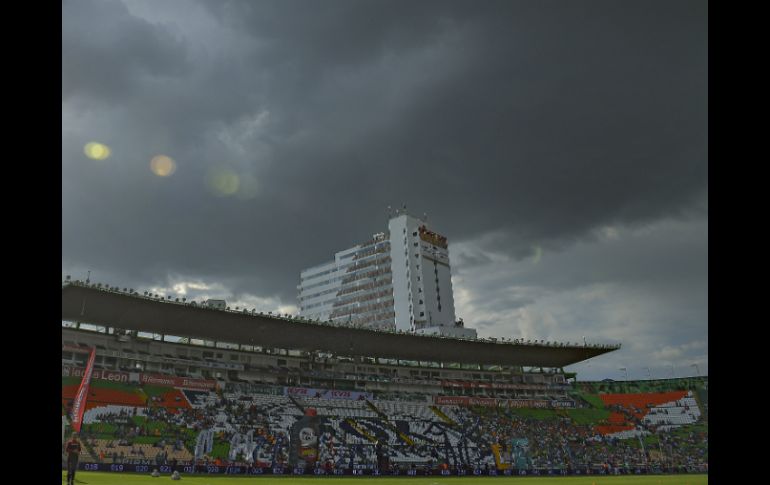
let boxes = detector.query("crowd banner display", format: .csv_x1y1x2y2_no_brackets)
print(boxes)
289,409,320,467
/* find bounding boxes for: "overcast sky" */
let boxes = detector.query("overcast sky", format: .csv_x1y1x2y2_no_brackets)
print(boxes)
62,0,707,381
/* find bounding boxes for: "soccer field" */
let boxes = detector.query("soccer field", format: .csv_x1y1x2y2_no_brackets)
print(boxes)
63,472,707,485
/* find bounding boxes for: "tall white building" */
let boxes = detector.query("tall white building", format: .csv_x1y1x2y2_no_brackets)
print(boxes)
298,212,476,339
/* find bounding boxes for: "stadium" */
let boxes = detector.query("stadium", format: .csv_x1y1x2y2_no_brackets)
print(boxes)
61,281,708,483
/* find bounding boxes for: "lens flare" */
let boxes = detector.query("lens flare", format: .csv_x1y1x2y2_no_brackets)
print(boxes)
532,246,542,264
235,174,259,200
206,167,239,196
150,155,177,177
84,142,111,160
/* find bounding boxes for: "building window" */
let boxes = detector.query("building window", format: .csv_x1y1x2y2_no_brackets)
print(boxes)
420,312,425,317
413,232,417,236
413,242,418,247
419,300,423,305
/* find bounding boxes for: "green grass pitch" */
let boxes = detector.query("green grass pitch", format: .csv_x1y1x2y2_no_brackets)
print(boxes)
63,472,707,485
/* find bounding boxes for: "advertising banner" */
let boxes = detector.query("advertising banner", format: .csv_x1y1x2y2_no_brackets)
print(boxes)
75,463,698,476
441,380,542,390
503,399,550,409
138,373,216,390
63,365,130,383
434,396,469,405
70,348,96,432
284,386,372,401
550,400,576,408
63,365,216,390
467,397,498,406
434,395,570,409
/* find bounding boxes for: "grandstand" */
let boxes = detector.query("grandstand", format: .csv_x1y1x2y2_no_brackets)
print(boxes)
62,282,707,477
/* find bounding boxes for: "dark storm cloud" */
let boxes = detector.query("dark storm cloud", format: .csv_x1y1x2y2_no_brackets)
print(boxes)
62,0,707,376
197,0,708,257
62,0,190,103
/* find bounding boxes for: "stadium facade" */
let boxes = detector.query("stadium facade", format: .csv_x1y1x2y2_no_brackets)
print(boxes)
298,212,475,338
62,283,616,395
61,283,708,477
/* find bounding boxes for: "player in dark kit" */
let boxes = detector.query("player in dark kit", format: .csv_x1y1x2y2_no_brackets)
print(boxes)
65,432,81,485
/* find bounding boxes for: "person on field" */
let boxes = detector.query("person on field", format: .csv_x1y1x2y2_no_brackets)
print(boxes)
65,432,82,485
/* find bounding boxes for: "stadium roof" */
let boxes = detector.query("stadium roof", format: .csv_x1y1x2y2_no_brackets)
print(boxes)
62,283,619,367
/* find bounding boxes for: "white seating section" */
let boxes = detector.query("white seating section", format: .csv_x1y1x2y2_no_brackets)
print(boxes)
642,396,701,428
83,405,147,424
372,400,436,420
295,396,378,418
605,428,650,440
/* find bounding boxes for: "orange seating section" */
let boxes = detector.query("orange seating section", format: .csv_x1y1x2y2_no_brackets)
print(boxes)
594,391,688,435
62,384,191,411
599,391,687,408
595,424,635,435
62,384,145,407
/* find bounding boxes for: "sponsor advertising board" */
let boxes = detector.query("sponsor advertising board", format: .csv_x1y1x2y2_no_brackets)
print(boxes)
62,365,216,390
283,386,372,401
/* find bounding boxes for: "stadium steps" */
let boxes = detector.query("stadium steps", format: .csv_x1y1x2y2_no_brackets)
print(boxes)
364,400,415,446
344,418,378,443
694,389,708,421
430,406,457,426
79,440,98,462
